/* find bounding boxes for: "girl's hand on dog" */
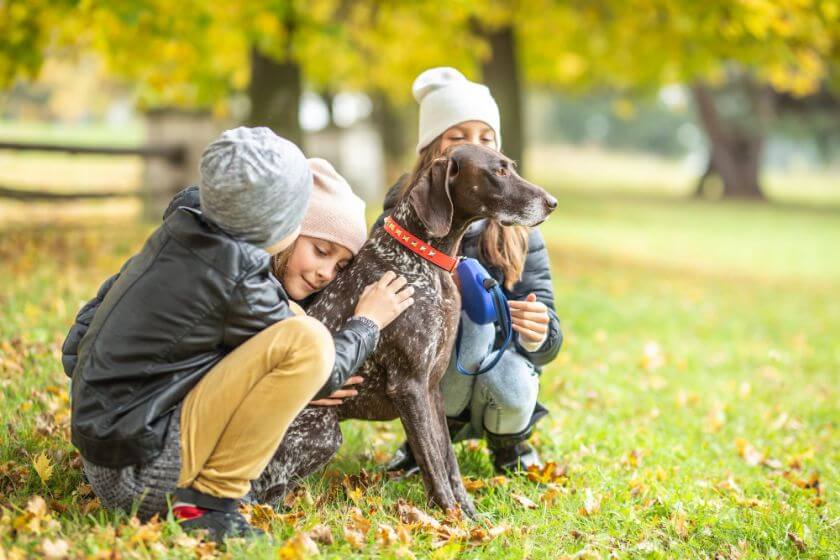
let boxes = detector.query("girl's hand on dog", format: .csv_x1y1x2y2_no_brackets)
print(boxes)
311,375,365,406
509,293,549,345
354,271,415,329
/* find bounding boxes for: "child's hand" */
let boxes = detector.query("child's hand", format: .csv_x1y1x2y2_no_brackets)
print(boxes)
354,271,415,329
509,293,549,345
311,376,364,406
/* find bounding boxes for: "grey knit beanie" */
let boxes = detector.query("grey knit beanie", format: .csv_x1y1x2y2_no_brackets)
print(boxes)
199,127,313,248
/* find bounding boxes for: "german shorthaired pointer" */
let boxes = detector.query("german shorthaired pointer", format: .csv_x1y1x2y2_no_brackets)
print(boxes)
251,143,557,515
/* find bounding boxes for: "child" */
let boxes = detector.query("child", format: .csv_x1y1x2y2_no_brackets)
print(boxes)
63,128,413,541
382,68,563,474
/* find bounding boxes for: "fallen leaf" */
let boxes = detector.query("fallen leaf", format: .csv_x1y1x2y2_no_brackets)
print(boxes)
511,493,538,509
377,522,399,546
343,526,366,550
33,453,54,484
787,531,806,552
277,533,319,559
396,500,440,529
579,489,601,516
671,510,689,538
527,461,568,484
308,523,333,545
735,439,764,466
462,477,485,493
40,538,69,559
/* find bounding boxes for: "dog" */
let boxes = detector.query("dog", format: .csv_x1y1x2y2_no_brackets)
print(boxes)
250,143,557,515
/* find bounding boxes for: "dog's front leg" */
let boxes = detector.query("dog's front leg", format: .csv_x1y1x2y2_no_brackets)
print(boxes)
429,384,477,518
390,379,458,511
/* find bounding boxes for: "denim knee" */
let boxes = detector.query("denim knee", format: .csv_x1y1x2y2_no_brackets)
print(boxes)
476,350,539,412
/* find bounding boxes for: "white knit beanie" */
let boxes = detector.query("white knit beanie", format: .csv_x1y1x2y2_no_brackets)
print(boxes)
299,158,367,256
413,67,501,153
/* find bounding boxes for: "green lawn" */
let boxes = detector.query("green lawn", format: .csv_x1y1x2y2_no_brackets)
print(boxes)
1,191,837,558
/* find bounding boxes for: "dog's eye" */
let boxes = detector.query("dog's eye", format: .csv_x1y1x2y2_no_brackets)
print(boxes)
495,167,508,177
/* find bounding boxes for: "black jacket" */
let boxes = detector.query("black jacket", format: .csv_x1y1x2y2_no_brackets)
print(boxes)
374,176,563,371
64,187,378,468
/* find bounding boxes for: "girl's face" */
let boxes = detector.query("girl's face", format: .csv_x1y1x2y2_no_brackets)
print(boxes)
282,236,353,300
438,120,497,153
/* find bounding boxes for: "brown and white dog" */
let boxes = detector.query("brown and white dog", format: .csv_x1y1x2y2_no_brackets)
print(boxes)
251,143,557,515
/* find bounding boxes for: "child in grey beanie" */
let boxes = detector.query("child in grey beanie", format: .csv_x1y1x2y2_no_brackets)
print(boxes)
199,126,313,249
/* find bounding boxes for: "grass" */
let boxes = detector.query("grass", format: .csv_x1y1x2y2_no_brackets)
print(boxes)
0,187,837,559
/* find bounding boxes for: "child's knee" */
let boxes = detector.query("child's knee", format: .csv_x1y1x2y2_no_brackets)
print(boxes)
278,316,335,382
480,355,538,411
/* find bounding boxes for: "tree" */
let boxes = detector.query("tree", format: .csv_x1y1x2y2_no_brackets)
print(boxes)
516,0,839,199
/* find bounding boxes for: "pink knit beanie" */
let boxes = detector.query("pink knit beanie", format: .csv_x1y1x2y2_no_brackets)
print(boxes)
300,158,367,255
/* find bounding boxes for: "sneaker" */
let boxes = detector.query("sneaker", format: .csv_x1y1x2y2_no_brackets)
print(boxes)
172,487,264,543
385,442,420,477
175,505,264,542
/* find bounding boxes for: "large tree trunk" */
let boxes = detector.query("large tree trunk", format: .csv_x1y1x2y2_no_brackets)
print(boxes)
372,93,412,185
247,47,303,149
691,82,767,200
477,25,524,173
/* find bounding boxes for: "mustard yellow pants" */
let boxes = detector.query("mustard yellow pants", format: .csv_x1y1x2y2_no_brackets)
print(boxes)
177,308,334,498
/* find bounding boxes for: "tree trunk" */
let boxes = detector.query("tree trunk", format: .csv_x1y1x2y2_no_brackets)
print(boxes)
478,25,525,173
691,82,765,200
372,93,412,184
247,47,304,149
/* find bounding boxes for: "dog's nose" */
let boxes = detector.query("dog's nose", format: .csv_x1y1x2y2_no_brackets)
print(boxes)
544,195,558,212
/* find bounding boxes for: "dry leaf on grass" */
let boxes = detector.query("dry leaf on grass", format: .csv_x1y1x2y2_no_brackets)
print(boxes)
308,523,333,545
579,489,601,516
277,532,319,559
396,500,441,529
33,453,54,484
40,538,69,559
343,526,366,550
527,461,568,484
511,493,538,509
462,477,485,493
787,531,806,552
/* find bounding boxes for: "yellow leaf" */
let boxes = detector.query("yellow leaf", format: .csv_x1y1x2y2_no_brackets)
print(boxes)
33,453,53,485
40,538,69,559
277,533,319,559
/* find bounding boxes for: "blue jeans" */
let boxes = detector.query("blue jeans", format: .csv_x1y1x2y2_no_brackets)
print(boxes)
440,312,540,437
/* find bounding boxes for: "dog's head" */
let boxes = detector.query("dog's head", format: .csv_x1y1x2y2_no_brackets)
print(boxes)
409,144,557,238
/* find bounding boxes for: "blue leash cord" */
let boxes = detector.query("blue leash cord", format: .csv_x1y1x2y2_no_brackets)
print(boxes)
455,277,514,376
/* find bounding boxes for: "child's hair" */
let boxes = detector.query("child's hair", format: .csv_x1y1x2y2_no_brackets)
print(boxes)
407,136,529,290
271,240,298,281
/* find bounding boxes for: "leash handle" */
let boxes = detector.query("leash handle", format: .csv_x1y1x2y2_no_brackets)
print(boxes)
455,282,514,376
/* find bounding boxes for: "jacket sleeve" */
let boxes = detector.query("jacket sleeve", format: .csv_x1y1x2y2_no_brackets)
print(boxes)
61,272,122,378
223,264,296,348
312,317,380,400
506,228,563,367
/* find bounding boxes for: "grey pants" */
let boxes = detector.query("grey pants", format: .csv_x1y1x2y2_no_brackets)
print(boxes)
83,406,183,520
441,312,540,437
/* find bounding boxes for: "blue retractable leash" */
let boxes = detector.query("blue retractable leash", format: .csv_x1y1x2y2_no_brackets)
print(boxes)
454,258,514,376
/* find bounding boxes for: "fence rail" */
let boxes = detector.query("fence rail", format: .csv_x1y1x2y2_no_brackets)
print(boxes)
0,141,186,202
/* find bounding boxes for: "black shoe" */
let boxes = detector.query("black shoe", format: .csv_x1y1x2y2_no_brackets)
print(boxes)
386,442,420,477
386,415,470,477
179,508,265,542
173,488,265,543
486,427,542,474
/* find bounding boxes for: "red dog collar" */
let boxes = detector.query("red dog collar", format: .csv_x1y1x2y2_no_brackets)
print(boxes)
383,216,458,272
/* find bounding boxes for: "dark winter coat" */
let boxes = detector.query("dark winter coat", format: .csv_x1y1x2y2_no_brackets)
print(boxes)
63,187,378,468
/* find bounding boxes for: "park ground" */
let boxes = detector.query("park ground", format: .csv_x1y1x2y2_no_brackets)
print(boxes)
0,135,837,558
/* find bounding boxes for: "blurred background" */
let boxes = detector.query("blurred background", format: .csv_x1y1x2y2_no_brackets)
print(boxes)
1,1,838,221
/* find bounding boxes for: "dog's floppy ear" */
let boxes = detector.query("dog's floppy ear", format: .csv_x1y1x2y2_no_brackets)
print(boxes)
409,157,456,238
